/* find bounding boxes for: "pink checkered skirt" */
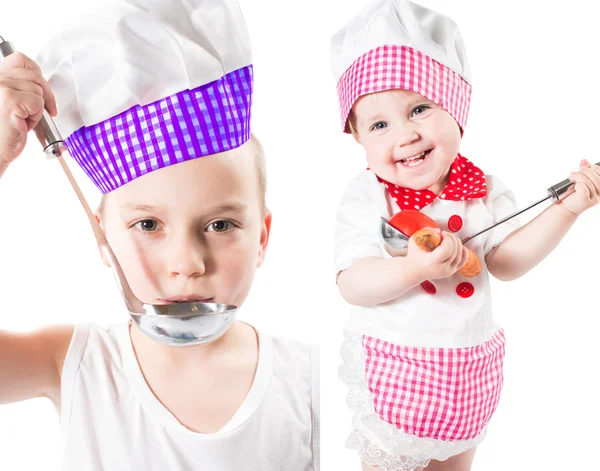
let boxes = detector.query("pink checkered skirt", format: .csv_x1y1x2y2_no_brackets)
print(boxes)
362,330,505,441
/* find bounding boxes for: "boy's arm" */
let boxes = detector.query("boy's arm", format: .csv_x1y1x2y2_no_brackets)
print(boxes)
486,161,599,281
0,160,8,178
0,325,74,406
0,52,68,406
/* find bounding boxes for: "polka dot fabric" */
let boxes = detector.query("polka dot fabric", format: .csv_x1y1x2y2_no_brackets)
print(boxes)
377,154,487,210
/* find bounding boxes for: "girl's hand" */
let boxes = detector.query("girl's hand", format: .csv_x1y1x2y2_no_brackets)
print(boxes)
0,52,57,167
407,229,469,281
560,160,600,216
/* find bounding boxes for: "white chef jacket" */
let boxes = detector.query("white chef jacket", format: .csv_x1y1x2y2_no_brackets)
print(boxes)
335,169,520,348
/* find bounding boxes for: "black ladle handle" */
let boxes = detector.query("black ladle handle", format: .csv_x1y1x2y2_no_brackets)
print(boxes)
548,161,600,201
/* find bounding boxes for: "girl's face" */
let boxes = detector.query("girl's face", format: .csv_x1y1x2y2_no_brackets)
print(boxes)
353,89,461,193
97,143,271,309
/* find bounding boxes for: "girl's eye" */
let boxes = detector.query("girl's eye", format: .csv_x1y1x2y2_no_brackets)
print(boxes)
135,219,161,232
207,220,234,233
370,121,388,132
412,105,430,117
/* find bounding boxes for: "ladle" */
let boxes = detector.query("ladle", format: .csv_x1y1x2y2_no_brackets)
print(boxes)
0,38,239,346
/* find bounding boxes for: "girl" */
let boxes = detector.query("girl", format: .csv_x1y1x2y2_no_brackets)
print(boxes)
0,0,319,469
330,0,600,470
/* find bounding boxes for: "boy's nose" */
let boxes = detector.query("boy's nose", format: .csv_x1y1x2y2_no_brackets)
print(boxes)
167,233,207,278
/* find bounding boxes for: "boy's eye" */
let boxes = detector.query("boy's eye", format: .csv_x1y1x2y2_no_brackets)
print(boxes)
412,105,430,117
207,220,234,233
370,121,388,132
135,219,161,232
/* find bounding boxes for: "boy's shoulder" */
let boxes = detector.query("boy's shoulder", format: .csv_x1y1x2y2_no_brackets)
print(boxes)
258,330,318,377
262,330,318,361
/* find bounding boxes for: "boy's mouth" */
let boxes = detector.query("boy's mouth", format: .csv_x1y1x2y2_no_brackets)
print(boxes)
161,296,214,304
398,149,432,168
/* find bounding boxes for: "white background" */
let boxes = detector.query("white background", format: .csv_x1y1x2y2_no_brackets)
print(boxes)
1,0,599,469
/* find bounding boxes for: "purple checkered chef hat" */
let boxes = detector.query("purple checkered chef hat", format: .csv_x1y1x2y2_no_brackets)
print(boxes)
36,0,253,194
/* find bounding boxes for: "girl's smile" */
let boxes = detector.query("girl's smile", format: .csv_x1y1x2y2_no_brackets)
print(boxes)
353,89,462,194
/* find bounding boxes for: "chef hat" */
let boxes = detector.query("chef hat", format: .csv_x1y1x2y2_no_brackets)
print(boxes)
37,0,253,193
331,0,471,133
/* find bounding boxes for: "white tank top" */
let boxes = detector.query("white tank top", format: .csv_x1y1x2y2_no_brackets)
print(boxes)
60,323,320,470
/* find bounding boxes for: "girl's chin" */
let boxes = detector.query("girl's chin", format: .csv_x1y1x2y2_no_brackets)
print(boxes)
388,174,439,191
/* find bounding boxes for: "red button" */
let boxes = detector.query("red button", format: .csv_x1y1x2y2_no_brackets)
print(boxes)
448,215,463,232
456,282,474,298
421,280,437,295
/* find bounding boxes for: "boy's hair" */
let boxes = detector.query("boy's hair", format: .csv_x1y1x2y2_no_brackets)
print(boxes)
96,133,267,216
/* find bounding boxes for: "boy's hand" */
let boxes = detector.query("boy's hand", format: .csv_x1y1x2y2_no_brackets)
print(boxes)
0,52,57,167
560,160,600,216
407,229,469,281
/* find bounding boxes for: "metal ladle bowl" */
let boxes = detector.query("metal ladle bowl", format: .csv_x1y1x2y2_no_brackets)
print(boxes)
380,217,409,251
130,304,238,345
0,38,239,347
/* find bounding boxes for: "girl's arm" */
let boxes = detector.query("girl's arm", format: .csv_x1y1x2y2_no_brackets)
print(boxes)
0,327,73,406
337,256,423,306
486,161,600,281
338,231,469,306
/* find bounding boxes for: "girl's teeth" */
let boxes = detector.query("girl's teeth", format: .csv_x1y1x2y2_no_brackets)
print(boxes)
401,150,428,167
405,159,424,168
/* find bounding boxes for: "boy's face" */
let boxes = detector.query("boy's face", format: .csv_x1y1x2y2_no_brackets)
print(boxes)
353,89,461,193
97,142,271,310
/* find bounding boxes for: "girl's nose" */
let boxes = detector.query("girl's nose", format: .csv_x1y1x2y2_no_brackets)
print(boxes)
395,125,419,148
167,232,206,278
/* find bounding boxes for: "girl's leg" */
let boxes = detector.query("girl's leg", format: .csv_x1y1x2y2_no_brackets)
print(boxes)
424,447,477,471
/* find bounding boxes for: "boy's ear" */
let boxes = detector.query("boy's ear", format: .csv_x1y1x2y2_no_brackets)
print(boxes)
256,210,272,268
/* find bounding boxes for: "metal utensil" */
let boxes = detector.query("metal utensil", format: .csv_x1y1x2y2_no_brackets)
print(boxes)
0,38,238,346
381,162,600,249
380,217,410,251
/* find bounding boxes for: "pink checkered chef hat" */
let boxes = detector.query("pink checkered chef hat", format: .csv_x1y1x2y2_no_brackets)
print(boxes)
331,0,472,133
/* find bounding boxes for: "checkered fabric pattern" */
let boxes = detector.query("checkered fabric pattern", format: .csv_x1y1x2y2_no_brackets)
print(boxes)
337,45,471,133
363,329,505,441
65,65,253,193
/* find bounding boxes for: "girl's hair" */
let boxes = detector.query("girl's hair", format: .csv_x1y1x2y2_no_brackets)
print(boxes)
346,110,358,135
96,133,268,216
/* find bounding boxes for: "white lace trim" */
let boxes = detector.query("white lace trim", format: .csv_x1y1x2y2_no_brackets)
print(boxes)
339,330,485,471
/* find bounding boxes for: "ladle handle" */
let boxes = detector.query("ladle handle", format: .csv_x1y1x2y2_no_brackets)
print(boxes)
547,161,600,201
0,37,143,314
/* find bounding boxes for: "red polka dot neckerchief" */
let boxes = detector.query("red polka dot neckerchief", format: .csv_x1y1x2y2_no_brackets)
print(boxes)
375,154,487,211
